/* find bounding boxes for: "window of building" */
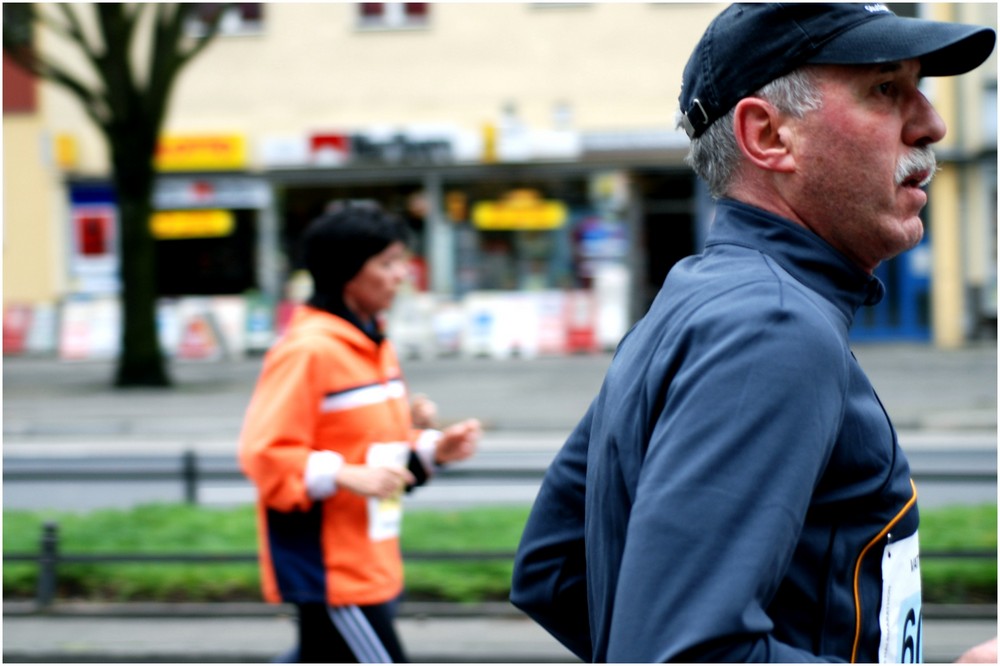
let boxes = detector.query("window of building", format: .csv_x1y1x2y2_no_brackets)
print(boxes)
186,3,264,37
155,210,259,296
2,4,36,114
357,3,429,30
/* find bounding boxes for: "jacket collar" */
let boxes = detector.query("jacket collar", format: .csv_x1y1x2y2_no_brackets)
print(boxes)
707,199,885,320
292,305,384,355
307,292,385,345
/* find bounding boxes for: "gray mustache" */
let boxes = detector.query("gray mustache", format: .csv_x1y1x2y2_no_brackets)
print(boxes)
896,148,938,187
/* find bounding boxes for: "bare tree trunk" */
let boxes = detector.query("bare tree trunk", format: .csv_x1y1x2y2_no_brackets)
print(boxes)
114,190,169,387
4,3,227,388
110,121,170,387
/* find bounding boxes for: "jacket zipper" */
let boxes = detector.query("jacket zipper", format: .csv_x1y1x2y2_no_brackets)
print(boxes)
849,478,918,663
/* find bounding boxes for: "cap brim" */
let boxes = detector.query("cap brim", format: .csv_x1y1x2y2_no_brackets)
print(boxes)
807,15,996,77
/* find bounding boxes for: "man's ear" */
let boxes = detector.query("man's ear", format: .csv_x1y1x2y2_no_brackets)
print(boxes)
732,98,796,173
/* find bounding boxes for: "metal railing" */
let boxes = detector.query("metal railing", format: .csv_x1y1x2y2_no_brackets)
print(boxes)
5,451,226,505
5,521,516,608
4,521,996,615
4,450,996,619
4,449,997,506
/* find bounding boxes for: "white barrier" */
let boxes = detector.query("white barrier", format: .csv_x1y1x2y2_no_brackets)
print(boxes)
6,288,623,360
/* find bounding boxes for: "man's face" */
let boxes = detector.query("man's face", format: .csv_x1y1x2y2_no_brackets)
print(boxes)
785,59,946,273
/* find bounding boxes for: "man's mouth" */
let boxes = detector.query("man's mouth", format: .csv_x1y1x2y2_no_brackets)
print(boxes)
901,170,932,188
895,148,938,189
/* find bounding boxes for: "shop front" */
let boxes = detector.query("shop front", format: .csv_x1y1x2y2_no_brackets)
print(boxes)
42,125,697,361
266,149,697,358
54,134,277,360
249,122,719,357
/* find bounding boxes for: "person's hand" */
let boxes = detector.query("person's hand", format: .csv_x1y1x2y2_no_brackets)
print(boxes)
434,418,481,465
955,636,997,663
411,394,439,429
336,464,415,499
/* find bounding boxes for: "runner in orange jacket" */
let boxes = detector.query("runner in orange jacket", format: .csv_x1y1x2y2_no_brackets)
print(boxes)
239,201,479,662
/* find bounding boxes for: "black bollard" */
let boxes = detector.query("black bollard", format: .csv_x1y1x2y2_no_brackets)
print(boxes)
37,521,58,608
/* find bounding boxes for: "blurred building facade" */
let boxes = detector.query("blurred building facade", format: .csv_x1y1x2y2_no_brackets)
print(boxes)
4,3,997,359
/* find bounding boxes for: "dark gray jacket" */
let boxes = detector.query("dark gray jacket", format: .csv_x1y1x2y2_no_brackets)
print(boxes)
511,199,921,662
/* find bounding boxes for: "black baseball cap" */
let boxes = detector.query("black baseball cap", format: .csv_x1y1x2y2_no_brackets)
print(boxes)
679,3,996,139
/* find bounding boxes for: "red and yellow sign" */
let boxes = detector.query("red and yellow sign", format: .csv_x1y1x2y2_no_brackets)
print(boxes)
472,189,567,230
150,210,235,240
155,134,247,171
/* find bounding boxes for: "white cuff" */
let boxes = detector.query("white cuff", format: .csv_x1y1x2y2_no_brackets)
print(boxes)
305,450,344,500
415,429,443,474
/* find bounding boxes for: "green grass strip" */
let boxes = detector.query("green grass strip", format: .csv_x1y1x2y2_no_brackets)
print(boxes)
3,503,993,604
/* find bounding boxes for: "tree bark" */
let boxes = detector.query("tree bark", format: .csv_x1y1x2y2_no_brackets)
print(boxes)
110,124,170,388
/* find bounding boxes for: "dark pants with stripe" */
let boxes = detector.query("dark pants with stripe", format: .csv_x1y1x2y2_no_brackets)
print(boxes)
296,600,408,663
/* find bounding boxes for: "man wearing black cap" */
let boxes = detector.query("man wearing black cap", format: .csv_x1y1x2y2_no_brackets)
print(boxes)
240,202,480,662
511,4,995,662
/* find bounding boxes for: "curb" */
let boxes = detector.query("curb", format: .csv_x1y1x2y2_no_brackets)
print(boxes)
4,600,995,620
3,600,526,619
2,601,579,664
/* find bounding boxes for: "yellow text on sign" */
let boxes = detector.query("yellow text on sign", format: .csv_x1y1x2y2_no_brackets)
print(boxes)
150,210,235,240
155,134,247,171
472,189,568,230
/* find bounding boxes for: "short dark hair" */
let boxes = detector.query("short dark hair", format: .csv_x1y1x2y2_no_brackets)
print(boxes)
301,200,411,297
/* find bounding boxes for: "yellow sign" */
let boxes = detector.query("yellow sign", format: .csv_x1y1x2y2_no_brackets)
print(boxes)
481,123,498,164
150,210,235,239
54,133,79,170
472,189,567,230
155,134,247,171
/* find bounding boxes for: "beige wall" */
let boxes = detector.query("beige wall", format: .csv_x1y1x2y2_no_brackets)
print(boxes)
30,4,108,176
27,3,726,173
2,115,64,305
164,3,722,140
950,3,998,154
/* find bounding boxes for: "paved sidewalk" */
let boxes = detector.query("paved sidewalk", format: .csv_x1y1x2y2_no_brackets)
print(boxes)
3,602,995,663
3,606,579,663
4,342,997,440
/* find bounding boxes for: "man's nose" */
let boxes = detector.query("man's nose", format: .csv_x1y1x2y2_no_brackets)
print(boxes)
906,89,947,148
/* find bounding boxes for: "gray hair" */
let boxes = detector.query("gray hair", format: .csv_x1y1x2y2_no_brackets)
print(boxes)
680,67,823,199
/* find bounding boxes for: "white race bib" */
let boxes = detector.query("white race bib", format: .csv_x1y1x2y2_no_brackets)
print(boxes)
365,442,409,542
878,531,923,663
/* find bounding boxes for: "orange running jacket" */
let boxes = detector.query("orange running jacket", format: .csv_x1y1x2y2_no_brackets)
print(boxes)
239,306,426,607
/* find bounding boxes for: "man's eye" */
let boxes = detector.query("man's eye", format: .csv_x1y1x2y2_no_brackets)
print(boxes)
878,82,896,96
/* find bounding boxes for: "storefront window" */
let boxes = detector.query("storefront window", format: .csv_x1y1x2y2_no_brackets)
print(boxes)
449,181,613,294
277,174,636,304
466,228,572,292
155,210,258,296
